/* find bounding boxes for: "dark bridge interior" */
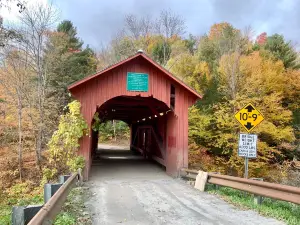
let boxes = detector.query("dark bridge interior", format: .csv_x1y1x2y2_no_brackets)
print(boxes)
96,96,170,123
91,95,172,169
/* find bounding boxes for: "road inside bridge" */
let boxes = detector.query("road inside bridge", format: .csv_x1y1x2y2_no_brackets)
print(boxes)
85,145,284,225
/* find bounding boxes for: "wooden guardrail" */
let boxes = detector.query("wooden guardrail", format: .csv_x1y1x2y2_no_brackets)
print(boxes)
27,171,82,225
181,168,300,205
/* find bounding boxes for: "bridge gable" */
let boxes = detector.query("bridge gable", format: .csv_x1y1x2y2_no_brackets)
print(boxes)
69,52,200,123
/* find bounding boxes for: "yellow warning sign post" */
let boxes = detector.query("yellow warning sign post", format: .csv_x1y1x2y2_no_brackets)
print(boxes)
234,103,264,133
235,103,264,179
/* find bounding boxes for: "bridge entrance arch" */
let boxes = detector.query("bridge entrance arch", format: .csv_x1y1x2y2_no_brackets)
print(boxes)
68,51,201,179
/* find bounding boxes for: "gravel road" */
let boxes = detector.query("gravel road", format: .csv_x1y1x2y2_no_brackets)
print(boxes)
85,148,284,225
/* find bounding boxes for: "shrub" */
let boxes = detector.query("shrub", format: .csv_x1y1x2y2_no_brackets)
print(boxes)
48,101,87,173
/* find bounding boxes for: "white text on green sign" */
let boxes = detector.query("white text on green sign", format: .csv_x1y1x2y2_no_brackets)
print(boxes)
127,72,149,92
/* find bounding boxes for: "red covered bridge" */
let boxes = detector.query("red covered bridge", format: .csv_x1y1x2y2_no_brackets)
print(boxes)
68,51,201,179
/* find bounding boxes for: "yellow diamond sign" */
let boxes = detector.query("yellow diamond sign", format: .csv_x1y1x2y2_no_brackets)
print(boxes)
234,103,264,132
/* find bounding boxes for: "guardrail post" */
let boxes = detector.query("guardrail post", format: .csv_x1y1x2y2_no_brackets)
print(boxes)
59,175,71,184
44,183,62,203
78,168,83,185
250,178,264,205
12,205,43,225
211,172,220,190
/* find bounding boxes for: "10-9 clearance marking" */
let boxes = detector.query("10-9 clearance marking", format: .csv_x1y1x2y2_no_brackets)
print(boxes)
234,103,264,132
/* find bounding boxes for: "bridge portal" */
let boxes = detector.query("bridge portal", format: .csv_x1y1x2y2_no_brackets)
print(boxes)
68,51,201,179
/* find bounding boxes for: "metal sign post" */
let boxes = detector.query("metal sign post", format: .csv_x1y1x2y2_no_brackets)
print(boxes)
235,103,264,179
238,133,257,178
244,157,249,179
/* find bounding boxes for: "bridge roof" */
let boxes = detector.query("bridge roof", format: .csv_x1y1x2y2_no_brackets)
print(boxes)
68,51,202,99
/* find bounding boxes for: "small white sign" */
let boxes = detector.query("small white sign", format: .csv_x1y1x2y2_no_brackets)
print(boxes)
238,133,257,158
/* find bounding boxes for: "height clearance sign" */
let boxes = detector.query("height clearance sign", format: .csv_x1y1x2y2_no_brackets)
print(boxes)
234,103,264,132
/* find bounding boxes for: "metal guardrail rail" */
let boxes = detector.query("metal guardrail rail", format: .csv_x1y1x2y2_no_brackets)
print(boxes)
28,171,81,225
180,168,300,205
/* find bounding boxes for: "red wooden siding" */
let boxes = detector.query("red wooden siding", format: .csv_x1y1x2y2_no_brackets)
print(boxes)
69,52,200,179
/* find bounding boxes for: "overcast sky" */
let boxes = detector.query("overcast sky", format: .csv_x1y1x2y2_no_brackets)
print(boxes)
2,0,300,49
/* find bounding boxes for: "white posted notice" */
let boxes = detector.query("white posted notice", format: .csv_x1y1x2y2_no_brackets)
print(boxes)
238,133,257,158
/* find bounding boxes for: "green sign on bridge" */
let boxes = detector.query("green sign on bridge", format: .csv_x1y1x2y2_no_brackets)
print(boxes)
127,72,149,92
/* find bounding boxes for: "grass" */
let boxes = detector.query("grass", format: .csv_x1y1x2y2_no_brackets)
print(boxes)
206,184,300,225
54,186,92,225
0,205,11,225
0,194,43,225
0,184,90,225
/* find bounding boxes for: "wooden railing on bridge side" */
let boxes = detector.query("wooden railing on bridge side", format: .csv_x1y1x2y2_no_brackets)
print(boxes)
181,168,300,205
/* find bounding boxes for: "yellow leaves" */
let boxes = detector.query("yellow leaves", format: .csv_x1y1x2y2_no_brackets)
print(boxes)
218,51,287,99
192,61,211,93
48,100,88,170
166,53,197,80
218,52,240,91
188,106,214,141
261,93,292,125
194,61,210,78
145,35,163,53
167,54,212,94
239,52,285,95
256,121,295,144
283,69,300,110
169,39,189,57
208,22,238,40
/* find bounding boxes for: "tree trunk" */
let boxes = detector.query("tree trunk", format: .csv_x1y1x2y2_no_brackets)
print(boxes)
36,35,44,166
113,120,117,142
163,38,166,65
17,93,23,181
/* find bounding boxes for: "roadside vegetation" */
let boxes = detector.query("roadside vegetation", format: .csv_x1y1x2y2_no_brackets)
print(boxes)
0,183,43,225
0,0,299,223
0,1,92,223
54,187,92,225
95,120,130,144
206,184,300,225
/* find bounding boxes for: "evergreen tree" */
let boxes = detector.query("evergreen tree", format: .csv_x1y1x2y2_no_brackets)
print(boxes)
45,20,97,114
264,34,300,69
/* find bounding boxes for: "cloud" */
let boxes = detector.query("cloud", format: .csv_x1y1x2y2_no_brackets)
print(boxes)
209,0,300,46
3,0,299,49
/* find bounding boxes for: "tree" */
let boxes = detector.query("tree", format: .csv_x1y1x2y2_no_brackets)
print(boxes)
0,1,25,47
190,51,295,177
0,0,25,11
184,34,197,55
152,38,171,65
18,2,58,165
166,53,196,80
48,100,87,172
0,48,29,180
155,9,185,38
256,32,267,45
264,34,300,69
155,9,186,65
57,20,82,49
124,14,153,39
45,21,97,115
